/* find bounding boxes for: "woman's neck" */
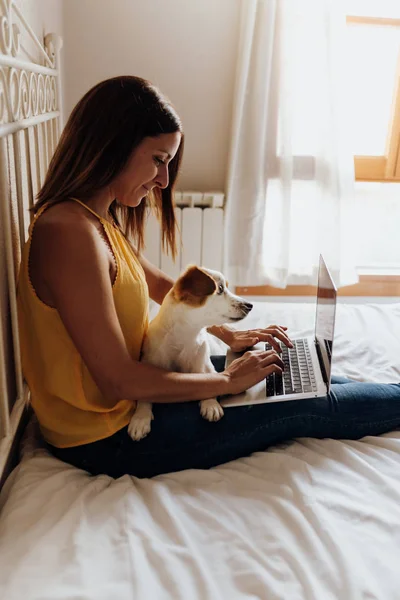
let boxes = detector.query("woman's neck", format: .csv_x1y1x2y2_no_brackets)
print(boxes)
82,189,114,222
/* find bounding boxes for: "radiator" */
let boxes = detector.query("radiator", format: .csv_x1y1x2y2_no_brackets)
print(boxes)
144,191,225,278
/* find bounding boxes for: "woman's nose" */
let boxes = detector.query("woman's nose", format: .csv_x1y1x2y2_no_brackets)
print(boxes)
155,164,169,189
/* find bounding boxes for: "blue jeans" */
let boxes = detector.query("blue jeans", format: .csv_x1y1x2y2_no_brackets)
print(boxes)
48,356,400,479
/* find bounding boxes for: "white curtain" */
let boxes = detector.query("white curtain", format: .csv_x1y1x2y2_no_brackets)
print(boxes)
224,0,358,288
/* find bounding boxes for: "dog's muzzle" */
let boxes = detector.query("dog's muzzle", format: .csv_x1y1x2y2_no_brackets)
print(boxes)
231,301,253,320
241,301,253,316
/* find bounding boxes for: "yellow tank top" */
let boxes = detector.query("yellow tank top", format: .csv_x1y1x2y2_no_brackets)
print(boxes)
17,199,149,448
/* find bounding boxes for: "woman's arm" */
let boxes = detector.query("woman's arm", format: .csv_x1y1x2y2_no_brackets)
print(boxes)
134,248,173,305
37,220,282,405
207,324,233,344
208,324,293,352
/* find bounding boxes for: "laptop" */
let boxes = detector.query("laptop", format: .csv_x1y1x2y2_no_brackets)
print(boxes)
221,255,337,407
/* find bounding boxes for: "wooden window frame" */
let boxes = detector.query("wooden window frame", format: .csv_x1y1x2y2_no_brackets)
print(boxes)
347,15,400,181
236,275,400,298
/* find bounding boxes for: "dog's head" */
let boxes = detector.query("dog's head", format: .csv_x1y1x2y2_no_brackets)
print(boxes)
169,265,252,328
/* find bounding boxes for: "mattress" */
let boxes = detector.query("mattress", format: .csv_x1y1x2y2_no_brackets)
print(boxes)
1,300,400,600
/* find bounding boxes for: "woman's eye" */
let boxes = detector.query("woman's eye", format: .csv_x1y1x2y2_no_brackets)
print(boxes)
153,156,165,166
218,284,224,294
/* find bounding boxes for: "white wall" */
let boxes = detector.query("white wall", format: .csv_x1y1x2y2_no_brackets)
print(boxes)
63,0,241,191
15,0,63,61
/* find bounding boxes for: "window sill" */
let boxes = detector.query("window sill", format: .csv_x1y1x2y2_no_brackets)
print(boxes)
237,275,400,298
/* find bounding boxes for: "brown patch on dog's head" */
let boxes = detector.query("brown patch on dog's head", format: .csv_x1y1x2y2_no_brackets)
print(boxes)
172,266,217,306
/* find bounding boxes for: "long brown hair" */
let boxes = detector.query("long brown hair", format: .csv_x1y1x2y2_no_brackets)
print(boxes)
35,76,184,256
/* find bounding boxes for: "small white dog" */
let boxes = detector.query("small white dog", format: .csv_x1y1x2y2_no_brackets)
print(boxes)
128,265,253,441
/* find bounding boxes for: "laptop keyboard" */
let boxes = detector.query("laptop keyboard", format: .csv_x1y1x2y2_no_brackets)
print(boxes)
265,339,318,397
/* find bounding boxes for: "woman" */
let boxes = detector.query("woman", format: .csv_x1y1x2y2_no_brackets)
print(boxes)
17,76,400,479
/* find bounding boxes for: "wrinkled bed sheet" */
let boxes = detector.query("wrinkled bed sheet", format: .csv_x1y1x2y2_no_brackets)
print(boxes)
1,301,400,600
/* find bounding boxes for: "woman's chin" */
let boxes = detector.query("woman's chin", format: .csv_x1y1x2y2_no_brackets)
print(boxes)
135,190,149,205
118,195,146,209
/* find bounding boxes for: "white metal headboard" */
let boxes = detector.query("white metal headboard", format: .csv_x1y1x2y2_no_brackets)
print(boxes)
0,0,62,481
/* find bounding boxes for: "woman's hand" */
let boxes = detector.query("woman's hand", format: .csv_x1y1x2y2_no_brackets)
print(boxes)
223,325,294,353
223,349,284,395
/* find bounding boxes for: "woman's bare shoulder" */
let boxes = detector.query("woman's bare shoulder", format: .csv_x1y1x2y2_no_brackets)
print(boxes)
32,201,110,259
29,201,110,306
33,200,100,233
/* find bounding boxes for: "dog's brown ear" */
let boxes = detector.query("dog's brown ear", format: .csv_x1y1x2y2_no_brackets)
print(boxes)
174,266,217,304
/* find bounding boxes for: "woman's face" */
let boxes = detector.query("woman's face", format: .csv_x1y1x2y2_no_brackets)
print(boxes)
111,132,182,207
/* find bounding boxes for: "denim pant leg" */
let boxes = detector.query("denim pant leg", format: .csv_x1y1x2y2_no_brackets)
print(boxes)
49,358,400,478
331,375,358,384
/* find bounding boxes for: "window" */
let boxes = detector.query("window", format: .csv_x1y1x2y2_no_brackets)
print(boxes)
346,1,400,181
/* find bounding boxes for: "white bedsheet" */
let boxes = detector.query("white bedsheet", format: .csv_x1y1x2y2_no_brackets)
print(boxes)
1,301,400,600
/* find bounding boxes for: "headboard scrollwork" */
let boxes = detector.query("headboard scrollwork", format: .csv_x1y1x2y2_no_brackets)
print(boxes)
0,0,63,482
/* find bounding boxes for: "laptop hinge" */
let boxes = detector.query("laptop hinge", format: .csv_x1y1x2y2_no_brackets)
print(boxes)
315,338,329,390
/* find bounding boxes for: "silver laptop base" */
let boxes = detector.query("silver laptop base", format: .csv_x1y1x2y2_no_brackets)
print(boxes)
221,339,328,408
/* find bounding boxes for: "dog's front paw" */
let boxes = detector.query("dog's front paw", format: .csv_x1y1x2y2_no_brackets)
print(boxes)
200,398,224,422
128,410,154,441
128,415,153,441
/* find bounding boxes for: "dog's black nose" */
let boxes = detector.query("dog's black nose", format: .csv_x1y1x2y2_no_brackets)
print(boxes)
244,302,253,312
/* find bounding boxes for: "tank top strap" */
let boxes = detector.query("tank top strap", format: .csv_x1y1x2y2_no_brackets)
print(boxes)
70,197,105,221
28,203,50,236
34,204,49,220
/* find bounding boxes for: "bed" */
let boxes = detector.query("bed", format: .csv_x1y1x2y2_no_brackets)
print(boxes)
2,3,400,600
1,301,400,599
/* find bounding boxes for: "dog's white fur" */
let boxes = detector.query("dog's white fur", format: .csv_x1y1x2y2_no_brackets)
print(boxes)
128,265,252,441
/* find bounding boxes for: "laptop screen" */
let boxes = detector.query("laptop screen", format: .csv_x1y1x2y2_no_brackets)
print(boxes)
314,255,337,385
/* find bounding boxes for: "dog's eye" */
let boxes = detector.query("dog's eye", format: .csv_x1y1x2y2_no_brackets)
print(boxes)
218,283,224,294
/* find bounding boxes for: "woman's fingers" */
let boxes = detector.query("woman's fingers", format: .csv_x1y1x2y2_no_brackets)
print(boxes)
256,326,294,348
260,350,284,370
243,349,284,370
225,349,284,394
264,364,284,377
265,334,281,353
